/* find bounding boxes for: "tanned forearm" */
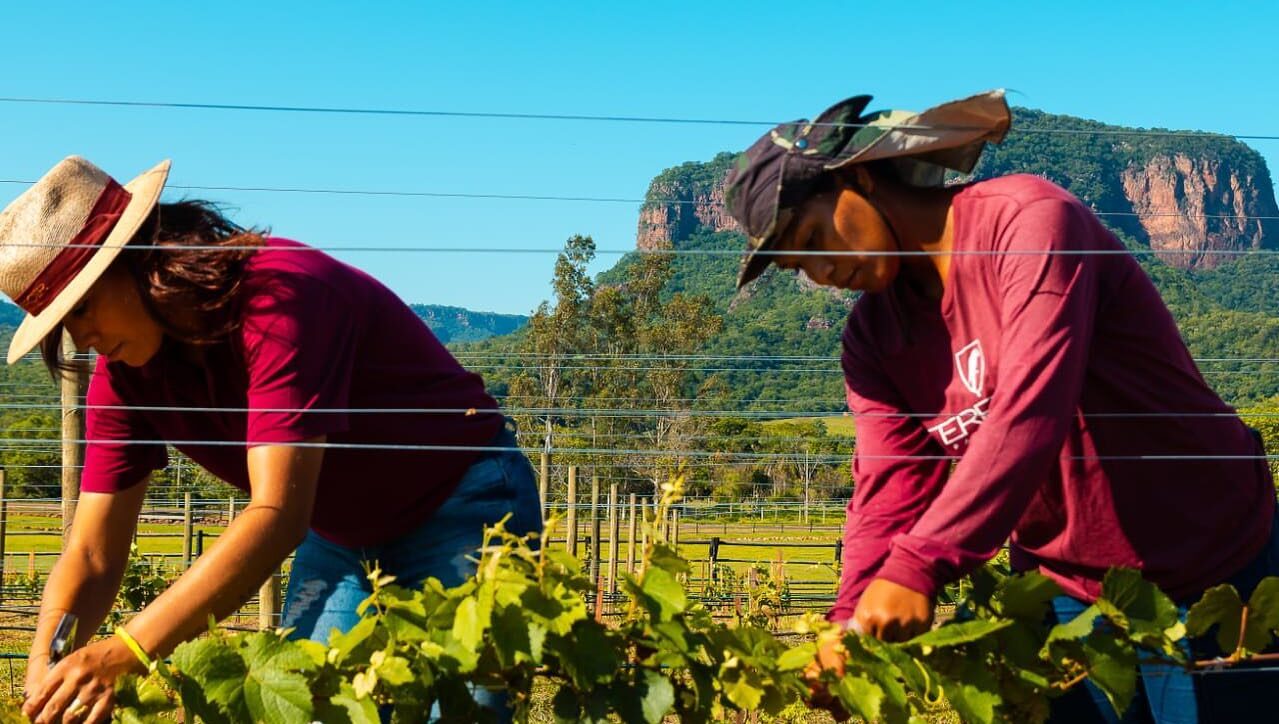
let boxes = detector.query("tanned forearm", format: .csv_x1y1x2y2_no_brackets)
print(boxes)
123,504,307,660
27,549,128,670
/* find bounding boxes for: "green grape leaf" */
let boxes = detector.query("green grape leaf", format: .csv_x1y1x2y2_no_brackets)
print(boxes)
1081,633,1138,717
170,636,247,723
638,567,688,621
491,603,534,667
648,543,692,574
906,618,1013,649
1045,604,1101,647
321,682,381,724
241,631,317,674
940,669,1001,724
375,654,414,686
1244,577,1279,652
723,668,765,711
557,621,620,688
996,572,1063,620
328,615,379,664
834,675,884,722
1098,568,1179,637
638,669,676,723
1186,584,1244,654
244,666,314,724
775,643,817,672
452,596,492,651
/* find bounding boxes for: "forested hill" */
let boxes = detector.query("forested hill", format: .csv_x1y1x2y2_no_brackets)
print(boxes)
0,301,22,327
0,300,525,345
408,304,528,344
473,106,1279,410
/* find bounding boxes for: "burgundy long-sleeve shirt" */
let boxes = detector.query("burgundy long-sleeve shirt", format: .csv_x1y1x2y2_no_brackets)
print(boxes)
829,174,1274,622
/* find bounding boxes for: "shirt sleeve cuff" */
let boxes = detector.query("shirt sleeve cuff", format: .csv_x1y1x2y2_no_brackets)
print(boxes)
875,546,942,599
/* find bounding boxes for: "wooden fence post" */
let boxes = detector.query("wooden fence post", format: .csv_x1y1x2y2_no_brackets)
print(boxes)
566,466,578,556
709,537,721,583
589,474,601,587
259,571,281,631
60,331,88,548
228,495,236,525
539,451,549,524
182,493,194,568
626,494,638,574
607,483,620,594
0,469,6,603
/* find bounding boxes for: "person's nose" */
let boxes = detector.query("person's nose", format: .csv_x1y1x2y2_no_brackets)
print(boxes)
802,256,836,283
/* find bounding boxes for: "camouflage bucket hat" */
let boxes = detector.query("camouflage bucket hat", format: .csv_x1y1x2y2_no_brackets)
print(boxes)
724,89,1011,288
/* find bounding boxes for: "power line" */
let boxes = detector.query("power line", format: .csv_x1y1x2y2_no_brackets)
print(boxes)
0,437,1273,463
5,241,1279,258
1,95,1277,140
0,178,1276,223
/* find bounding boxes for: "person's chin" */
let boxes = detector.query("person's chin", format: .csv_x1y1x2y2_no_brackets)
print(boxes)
119,344,160,367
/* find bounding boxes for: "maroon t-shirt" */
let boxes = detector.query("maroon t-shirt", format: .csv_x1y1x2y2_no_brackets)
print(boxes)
830,175,1274,621
81,238,503,546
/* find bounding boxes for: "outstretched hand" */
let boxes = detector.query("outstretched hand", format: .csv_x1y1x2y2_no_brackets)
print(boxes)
852,577,934,642
23,636,142,724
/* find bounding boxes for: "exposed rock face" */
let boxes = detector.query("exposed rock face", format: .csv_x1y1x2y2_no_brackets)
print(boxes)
1122,154,1279,269
637,174,739,250
638,114,1279,272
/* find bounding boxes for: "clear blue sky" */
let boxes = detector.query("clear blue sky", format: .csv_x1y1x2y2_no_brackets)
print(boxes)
1,1,1275,315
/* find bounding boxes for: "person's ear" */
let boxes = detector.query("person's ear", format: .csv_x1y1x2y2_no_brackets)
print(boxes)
849,165,875,196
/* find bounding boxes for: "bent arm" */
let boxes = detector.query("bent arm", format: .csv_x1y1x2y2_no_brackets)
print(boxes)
27,484,147,670
121,439,324,660
877,200,1099,596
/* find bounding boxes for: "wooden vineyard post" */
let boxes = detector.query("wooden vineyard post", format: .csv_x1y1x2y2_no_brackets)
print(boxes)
539,451,550,524
607,483,620,594
709,537,721,582
60,331,88,548
182,493,194,568
589,474,601,587
834,539,844,577
671,509,680,550
566,466,578,556
259,570,281,631
626,493,638,574
0,469,6,604
228,495,236,524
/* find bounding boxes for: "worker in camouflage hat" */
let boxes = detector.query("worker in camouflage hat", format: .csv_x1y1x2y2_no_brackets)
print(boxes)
727,91,1279,722
724,90,1010,287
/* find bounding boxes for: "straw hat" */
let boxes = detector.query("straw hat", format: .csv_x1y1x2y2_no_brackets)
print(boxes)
0,156,171,364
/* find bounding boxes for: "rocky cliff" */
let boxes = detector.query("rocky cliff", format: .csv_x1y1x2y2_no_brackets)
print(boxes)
636,153,740,251
1121,153,1276,268
636,109,1279,270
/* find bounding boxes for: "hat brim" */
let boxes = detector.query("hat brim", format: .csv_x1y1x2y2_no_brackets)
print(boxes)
736,241,776,288
827,90,1010,172
6,159,171,365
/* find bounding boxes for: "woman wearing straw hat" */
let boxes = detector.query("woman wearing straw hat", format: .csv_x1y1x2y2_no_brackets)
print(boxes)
723,91,1278,721
1,156,541,723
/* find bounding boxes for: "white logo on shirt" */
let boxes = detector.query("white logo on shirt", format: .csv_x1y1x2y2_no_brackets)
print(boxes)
955,340,985,397
927,339,991,448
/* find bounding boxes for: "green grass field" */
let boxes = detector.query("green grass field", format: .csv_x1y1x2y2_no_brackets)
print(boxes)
762,415,857,437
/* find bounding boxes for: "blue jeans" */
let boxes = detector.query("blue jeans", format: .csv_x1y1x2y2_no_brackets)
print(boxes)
280,420,542,721
1047,513,1279,723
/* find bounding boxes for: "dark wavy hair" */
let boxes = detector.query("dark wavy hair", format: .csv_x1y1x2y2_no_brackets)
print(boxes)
40,201,265,376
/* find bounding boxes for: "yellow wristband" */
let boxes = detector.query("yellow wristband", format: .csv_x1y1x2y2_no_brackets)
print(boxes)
114,627,153,669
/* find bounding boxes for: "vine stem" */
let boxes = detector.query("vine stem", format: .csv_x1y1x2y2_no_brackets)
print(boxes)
1232,605,1250,662
1056,670,1090,691
1193,651,1279,669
